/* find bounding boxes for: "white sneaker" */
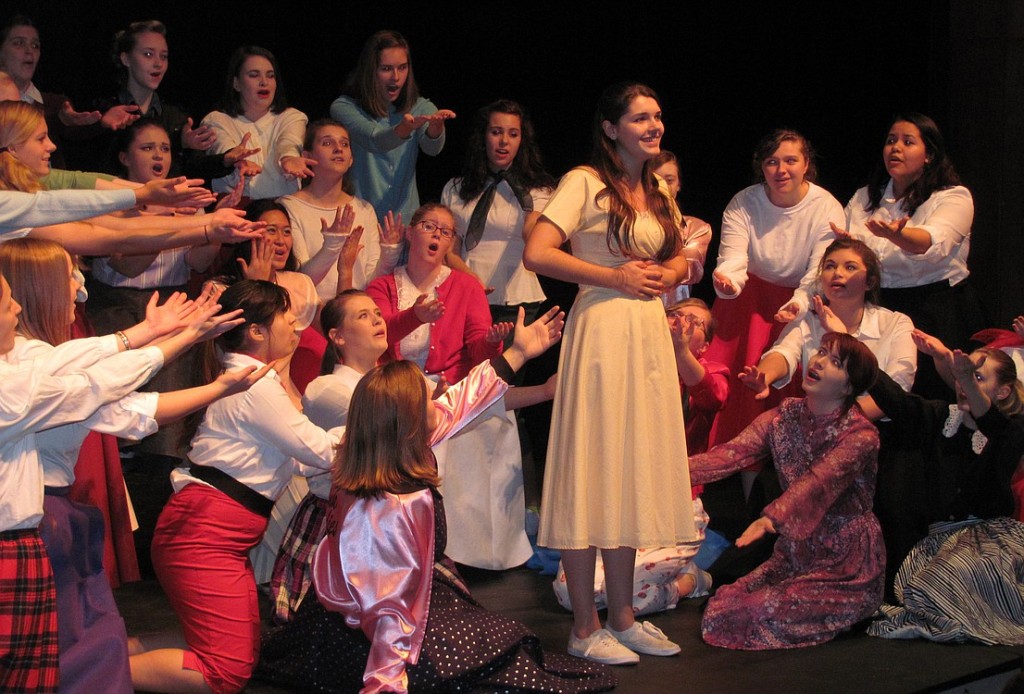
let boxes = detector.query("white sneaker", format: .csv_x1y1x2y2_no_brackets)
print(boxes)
567,628,640,665
607,621,681,656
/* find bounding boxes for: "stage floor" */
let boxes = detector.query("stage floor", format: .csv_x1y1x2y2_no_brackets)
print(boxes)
116,566,1023,693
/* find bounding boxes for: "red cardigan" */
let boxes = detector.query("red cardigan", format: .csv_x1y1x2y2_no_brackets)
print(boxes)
367,269,501,383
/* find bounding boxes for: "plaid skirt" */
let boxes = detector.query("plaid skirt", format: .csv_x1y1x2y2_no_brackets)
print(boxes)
269,493,331,624
0,528,59,692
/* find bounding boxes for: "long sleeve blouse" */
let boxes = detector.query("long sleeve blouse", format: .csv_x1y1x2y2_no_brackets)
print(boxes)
0,334,163,530
311,358,510,694
329,95,444,221
367,268,500,383
174,352,344,501
714,182,844,313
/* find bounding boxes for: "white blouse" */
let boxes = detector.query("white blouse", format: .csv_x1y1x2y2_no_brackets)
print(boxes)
301,363,364,499
440,179,550,306
279,194,400,300
765,303,917,392
0,335,163,530
844,181,973,288
11,337,159,487
174,352,344,501
715,182,844,313
203,108,308,200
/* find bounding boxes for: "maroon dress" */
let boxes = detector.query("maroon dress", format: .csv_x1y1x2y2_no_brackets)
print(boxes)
690,398,884,650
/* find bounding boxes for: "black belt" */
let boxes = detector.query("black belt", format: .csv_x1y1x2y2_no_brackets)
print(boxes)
189,464,274,518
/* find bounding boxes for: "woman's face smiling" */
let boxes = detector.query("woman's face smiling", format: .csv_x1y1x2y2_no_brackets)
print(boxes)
121,31,168,94
603,95,663,168
119,124,171,182
258,210,293,272
9,119,56,177
376,47,409,103
233,55,276,117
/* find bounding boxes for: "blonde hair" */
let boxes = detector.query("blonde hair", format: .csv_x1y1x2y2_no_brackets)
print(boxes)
976,348,1024,418
332,360,440,497
0,238,73,345
0,101,46,193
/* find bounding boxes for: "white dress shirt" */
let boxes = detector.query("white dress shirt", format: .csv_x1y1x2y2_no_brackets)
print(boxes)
174,352,344,501
0,335,163,530
844,181,973,288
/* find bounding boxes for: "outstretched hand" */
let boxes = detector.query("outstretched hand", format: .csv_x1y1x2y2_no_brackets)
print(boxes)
237,236,274,281
910,329,950,360
215,361,275,397
509,305,565,363
381,211,405,245
486,321,514,345
738,365,770,400
58,100,102,127
865,216,909,242
412,293,445,323
774,301,801,324
136,177,216,209
829,221,852,239
712,271,739,297
182,118,216,151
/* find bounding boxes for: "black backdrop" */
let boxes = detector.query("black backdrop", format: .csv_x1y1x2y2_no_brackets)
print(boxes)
7,0,1016,318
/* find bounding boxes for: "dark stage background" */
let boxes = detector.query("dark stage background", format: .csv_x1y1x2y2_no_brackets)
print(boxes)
3,1,1020,323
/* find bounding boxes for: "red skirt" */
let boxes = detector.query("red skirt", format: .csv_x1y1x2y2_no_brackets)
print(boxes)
706,274,803,449
151,483,268,694
0,528,59,693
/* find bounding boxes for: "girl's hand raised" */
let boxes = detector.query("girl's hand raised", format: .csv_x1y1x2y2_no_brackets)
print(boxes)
736,516,776,547
829,222,852,240
237,236,274,281
381,211,405,245
486,321,514,345
811,295,846,333
504,305,565,369
738,365,770,400
281,155,317,180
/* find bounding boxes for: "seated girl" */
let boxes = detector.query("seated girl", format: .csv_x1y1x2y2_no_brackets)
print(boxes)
690,332,884,650
257,307,616,693
865,340,1024,646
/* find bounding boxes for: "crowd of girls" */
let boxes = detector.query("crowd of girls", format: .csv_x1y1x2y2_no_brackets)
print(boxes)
0,11,1020,694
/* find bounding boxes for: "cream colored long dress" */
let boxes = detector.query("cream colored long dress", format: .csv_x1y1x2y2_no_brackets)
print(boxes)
538,168,696,549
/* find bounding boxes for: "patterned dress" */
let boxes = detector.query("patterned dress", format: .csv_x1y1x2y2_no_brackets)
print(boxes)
690,398,884,650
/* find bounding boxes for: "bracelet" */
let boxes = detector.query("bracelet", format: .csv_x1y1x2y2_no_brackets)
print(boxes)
204,224,211,244
115,330,132,351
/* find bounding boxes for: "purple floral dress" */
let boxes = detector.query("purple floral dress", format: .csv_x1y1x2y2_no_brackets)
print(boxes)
690,398,884,650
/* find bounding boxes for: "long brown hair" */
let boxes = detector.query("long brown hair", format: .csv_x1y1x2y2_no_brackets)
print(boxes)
332,360,440,497
590,82,680,262
0,238,73,345
0,101,46,193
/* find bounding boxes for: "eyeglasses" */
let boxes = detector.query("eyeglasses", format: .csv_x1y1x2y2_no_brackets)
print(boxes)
667,311,706,331
414,220,455,239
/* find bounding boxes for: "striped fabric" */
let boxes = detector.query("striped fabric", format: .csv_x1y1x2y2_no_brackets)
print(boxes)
269,494,331,624
0,529,59,692
868,517,1024,645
